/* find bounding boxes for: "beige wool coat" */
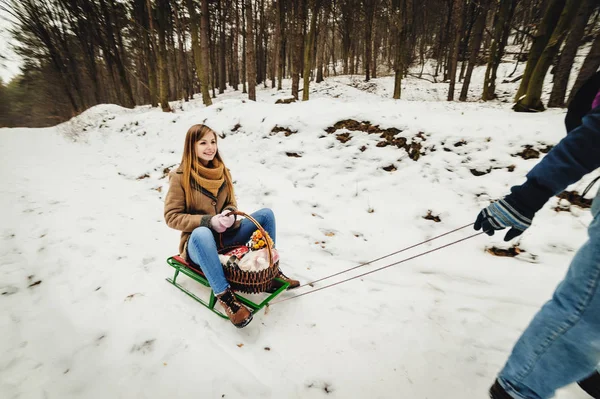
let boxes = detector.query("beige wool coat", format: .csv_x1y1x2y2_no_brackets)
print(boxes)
164,168,239,259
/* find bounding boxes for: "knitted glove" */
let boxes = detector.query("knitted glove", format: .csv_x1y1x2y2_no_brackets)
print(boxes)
474,197,533,241
210,214,229,233
219,210,235,228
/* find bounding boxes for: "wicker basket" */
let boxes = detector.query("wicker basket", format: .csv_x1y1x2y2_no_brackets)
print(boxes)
219,211,279,294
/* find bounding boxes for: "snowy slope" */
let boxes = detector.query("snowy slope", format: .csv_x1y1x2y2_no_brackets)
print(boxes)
0,68,596,399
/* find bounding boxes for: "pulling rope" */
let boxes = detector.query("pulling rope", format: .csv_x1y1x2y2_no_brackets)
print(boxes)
298,222,473,288
269,229,484,306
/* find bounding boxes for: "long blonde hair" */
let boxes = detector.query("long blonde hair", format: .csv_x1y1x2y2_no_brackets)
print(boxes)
180,124,235,210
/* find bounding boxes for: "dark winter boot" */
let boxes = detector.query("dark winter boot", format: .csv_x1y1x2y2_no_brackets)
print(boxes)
266,268,300,293
216,289,252,328
489,380,514,399
578,371,600,398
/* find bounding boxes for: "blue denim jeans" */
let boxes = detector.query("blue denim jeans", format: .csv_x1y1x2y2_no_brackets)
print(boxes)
186,208,276,295
498,188,600,399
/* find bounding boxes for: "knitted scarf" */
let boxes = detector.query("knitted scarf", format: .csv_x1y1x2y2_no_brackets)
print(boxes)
191,158,225,197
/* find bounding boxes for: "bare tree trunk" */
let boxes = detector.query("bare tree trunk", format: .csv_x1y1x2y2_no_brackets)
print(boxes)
458,1,474,82
168,21,179,101
218,0,227,94
242,0,248,93
141,0,159,107
245,0,257,100
173,1,190,101
99,0,135,108
515,0,581,112
187,0,210,105
340,0,352,75
568,31,600,105
372,6,379,79
459,0,490,101
548,0,595,108
331,7,336,76
273,0,282,89
393,0,404,99
155,0,172,112
515,0,566,102
259,0,268,86
482,0,515,101
277,0,285,89
364,0,375,81
316,4,330,83
200,0,213,104
303,0,320,100
209,9,217,98
447,0,465,101
133,0,157,107
233,0,240,90
291,0,305,99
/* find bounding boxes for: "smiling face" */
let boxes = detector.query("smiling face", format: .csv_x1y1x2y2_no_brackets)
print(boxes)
195,130,217,166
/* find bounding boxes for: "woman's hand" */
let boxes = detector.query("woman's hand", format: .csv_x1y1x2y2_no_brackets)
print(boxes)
210,211,235,233
219,210,235,228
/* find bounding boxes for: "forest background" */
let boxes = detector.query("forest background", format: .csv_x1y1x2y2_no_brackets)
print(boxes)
0,0,599,128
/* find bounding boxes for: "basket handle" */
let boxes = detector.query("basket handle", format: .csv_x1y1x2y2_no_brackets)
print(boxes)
224,210,274,269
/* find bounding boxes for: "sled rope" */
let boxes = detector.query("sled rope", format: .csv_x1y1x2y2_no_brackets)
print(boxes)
298,223,472,289
269,229,484,306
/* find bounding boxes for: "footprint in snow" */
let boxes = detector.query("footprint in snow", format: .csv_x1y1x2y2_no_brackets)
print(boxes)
1,286,19,296
307,381,334,394
131,339,155,354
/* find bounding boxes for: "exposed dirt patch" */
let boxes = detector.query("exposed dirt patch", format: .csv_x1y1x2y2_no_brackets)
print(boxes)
325,119,388,134
556,190,592,209
161,165,175,179
231,123,241,132
286,152,302,158
336,132,352,143
470,167,492,177
515,145,540,160
423,211,441,222
271,126,296,136
325,119,426,161
486,245,523,257
136,173,150,180
382,164,397,172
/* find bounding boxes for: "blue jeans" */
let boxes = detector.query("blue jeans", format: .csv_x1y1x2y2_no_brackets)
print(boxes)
186,208,276,295
498,188,600,399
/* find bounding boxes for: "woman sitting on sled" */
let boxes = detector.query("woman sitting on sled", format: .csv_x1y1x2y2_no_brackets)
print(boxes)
164,124,299,328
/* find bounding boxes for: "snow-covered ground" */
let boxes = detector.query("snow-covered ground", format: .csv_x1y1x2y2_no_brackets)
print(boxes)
1,62,597,399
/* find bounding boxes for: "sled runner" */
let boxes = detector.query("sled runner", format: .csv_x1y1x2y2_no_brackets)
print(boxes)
166,211,290,320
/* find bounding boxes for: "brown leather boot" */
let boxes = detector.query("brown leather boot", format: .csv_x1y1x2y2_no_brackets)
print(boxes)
216,289,252,328
266,268,300,293
277,269,300,289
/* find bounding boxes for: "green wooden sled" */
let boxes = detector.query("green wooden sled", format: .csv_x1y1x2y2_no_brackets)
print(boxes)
166,255,289,320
